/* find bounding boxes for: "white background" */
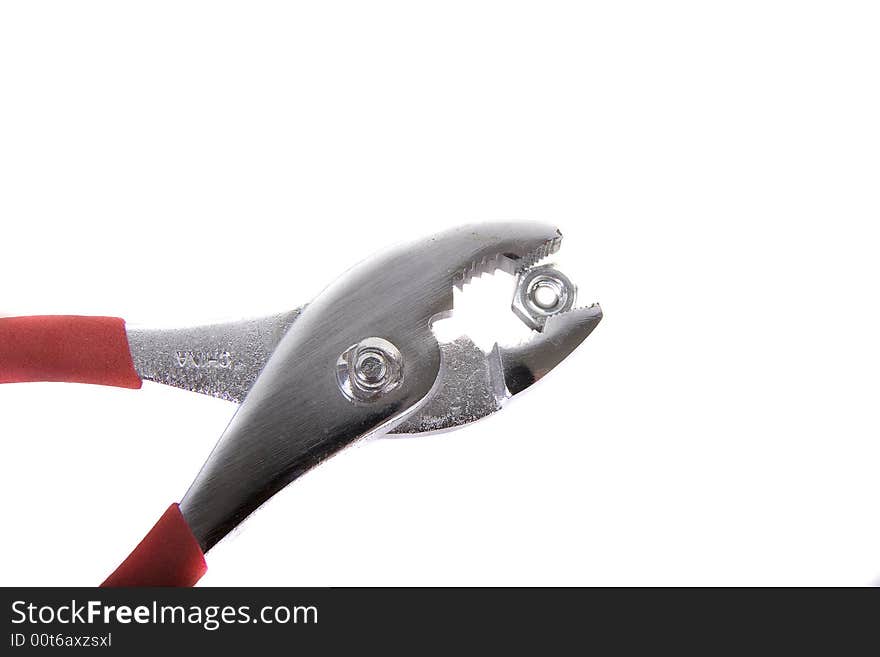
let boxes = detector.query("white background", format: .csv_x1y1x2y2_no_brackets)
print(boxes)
1,2,878,586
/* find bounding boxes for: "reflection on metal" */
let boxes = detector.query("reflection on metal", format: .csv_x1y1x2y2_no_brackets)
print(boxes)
125,223,602,552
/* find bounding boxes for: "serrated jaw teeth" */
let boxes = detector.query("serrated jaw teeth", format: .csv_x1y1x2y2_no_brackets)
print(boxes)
454,233,563,290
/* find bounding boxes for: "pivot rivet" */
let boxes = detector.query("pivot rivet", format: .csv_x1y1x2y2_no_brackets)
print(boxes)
336,337,404,403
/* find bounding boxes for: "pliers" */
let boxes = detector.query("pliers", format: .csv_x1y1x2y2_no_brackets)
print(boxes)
0,222,602,586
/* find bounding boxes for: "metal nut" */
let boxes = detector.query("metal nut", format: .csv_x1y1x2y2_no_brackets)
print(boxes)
336,337,404,403
511,265,576,330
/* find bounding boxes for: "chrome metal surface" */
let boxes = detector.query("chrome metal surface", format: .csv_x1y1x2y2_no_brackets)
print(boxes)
392,336,505,434
394,284,602,435
500,302,603,395
179,222,565,550
126,252,601,438
126,309,301,402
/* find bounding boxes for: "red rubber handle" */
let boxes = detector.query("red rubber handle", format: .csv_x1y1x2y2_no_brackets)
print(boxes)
0,315,141,388
102,504,207,587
